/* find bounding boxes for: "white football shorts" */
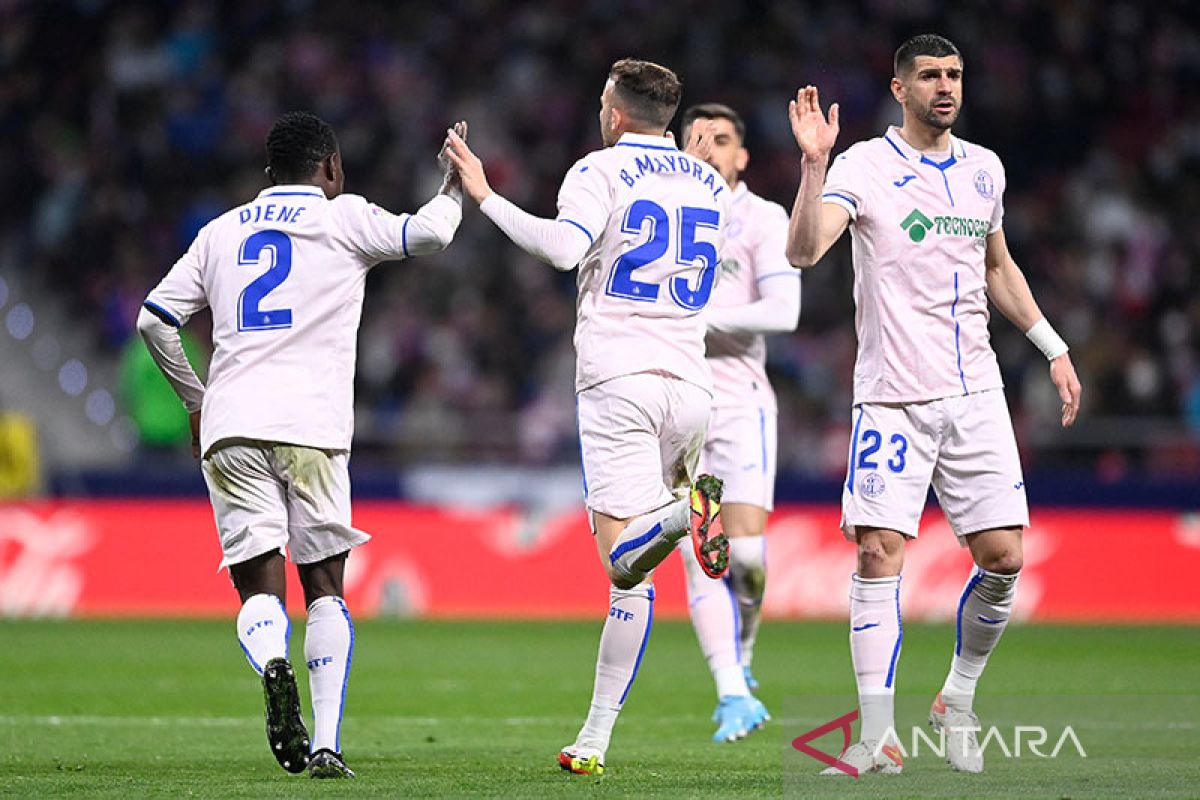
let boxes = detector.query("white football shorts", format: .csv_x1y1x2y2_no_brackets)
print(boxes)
699,405,777,510
201,442,370,569
840,388,1028,542
576,372,711,520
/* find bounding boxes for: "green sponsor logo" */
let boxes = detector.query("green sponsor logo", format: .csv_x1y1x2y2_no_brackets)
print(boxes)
901,209,989,243
900,209,933,242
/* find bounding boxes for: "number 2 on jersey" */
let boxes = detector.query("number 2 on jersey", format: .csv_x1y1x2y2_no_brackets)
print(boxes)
237,230,293,331
606,200,719,309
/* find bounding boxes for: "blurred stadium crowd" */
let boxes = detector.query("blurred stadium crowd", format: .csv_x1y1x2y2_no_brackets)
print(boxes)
3,0,1199,480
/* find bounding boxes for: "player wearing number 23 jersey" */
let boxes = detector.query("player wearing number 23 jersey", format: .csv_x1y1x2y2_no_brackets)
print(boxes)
785,35,1081,778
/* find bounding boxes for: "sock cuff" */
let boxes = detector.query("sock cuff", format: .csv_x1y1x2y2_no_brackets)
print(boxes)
729,535,766,569
977,567,1020,583
611,584,654,603
851,573,901,602
238,594,288,628
307,594,348,617
971,568,1020,604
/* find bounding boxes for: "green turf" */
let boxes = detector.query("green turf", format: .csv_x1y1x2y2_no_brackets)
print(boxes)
0,619,1196,797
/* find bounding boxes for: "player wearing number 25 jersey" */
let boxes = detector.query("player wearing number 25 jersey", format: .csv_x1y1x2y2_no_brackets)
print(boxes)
445,58,731,776
137,112,463,779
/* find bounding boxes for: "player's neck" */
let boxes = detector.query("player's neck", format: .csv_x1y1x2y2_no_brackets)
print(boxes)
618,124,667,140
896,122,952,155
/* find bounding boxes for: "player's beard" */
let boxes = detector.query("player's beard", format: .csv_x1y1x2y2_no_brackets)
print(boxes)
915,97,959,130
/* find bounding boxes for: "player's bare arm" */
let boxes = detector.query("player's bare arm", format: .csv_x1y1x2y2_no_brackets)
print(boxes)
785,86,850,267
985,228,1082,427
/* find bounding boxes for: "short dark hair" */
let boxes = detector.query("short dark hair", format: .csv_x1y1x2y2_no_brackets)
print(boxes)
894,34,962,77
609,58,682,129
681,103,746,144
265,111,338,183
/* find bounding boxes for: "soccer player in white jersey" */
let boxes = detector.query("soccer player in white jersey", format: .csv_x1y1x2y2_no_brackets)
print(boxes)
443,59,732,776
137,111,463,778
785,35,1083,775
677,103,800,743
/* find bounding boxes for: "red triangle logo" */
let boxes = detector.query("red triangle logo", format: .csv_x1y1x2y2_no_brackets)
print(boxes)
790,709,859,777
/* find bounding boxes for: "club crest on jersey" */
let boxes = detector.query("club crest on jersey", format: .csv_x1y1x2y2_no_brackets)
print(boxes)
973,170,994,199
859,472,886,498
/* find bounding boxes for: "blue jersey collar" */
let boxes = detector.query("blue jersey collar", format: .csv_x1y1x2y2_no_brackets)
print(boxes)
882,126,966,162
614,132,678,152
258,185,328,199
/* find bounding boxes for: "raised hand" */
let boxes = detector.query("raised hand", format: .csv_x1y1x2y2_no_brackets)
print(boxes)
438,120,468,191
682,119,716,160
443,125,492,205
788,86,840,160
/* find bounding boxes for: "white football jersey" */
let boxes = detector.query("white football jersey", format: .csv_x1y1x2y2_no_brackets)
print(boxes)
823,126,1006,404
144,185,460,454
705,182,798,411
555,132,732,393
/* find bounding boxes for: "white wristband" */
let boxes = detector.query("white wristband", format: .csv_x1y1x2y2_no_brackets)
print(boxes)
1025,318,1069,361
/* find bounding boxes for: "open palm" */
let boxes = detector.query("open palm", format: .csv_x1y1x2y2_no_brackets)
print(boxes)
789,86,840,159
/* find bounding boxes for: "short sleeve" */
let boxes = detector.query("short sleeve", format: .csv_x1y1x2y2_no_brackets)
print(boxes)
144,232,209,327
333,194,407,264
822,149,864,221
988,160,1007,234
555,158,611,245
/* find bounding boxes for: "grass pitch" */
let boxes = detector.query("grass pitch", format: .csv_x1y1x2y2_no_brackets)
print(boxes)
0,618,1196,798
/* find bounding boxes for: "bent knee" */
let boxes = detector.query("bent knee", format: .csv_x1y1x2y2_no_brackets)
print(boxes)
856,543,902,578
978,549,1023,574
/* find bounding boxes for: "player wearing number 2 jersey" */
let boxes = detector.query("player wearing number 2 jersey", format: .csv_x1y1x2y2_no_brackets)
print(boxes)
445,58,732,776
786,36,1082,776
137,112,463,778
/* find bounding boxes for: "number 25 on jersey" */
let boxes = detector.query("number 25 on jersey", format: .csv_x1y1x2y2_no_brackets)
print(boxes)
237,230,294,332
606,200,719,310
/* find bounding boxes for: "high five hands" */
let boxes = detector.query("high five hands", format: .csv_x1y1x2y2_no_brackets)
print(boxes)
443,123,495,205
438,120,468,195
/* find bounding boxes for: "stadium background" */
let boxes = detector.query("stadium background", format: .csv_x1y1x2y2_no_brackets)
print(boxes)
0,0,1198,622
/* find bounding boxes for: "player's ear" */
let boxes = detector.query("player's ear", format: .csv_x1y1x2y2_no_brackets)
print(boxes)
735,147,749,172
609,105,625,137
890,76,905,103
264,165,276,185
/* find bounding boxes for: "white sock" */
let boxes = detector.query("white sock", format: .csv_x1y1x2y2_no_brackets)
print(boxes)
849,574,902,743
942,568,1019,710
573,584,654,756
728,535,766,668
305,595,354,754
682,542,748,698
608,499,691,585
236,593,289,675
